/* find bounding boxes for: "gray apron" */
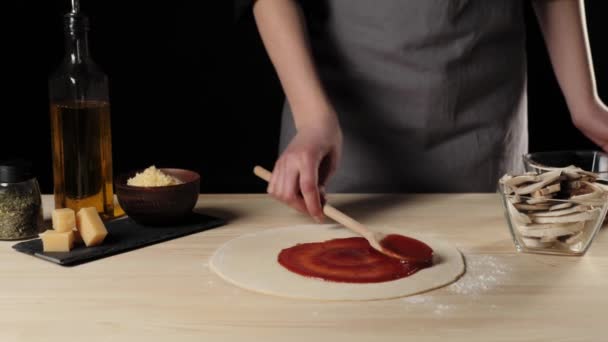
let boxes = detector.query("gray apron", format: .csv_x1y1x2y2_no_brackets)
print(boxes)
279,0,528,192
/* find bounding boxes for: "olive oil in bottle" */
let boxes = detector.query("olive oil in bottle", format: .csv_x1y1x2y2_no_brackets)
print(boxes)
49,4,115,219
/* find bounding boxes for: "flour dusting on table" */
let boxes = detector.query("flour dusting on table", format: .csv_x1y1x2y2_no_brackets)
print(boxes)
447,255,510,296
399,254,510,315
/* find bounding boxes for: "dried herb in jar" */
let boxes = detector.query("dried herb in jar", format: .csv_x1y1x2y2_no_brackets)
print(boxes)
0,160,44,240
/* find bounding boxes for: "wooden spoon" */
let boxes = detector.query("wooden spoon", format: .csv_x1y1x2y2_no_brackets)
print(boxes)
253,166,405,260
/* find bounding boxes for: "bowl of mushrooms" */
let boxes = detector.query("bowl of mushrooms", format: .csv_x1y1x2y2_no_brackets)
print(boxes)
499,166,608,256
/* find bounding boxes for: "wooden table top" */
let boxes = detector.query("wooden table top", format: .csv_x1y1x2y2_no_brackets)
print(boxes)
1,194,606,342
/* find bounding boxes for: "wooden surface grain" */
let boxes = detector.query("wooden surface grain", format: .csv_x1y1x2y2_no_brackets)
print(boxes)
0,194,606,342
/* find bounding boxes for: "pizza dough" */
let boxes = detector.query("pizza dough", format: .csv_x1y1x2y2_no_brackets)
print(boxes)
209,225,465,301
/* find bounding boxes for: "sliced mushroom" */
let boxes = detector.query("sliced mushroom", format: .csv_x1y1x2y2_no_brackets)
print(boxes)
581,175,598,183
500,174,542,195
501,174,540,188
570,182,605,205
532,183,561,197
531,208,600,224
499,174,513,182
576,168,600,178
508,195,523,204
514,170,562,195
522,237,555,248
593,182,608,192
571,184,593,196
560,165,585,180
499,175,515,194
564,181,583,190
540,170,563,180
514,203,552,211
530,205,589,217
564,230,584,245
517,222,585,238
526,196,554,204
563,170,583,180
549,202,574,211
519,221,584,231
539,235,558,244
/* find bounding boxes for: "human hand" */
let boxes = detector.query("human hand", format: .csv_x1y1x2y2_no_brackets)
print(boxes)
571,97,608,151
268,114,342,222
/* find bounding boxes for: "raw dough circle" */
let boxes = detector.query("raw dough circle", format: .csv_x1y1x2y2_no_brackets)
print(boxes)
209,225,465,301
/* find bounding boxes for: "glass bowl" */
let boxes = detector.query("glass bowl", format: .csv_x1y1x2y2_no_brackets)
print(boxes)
524,150,608,180
499,182,608,256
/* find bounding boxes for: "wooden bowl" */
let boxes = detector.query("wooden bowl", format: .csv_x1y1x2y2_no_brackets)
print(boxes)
115,168,200,226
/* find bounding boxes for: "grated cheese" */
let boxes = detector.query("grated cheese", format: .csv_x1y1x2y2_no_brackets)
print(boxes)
127,166,183,187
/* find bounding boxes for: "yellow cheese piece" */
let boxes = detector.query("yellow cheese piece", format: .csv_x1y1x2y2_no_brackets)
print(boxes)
52,208,76,233
76,207,108,247
40,230,74,252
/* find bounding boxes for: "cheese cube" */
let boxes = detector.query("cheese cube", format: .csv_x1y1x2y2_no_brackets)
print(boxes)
40,230,74,252
76,207,108,247
52,208,76,233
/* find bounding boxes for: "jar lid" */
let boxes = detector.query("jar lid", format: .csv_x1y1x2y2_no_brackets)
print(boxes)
0,160,33,183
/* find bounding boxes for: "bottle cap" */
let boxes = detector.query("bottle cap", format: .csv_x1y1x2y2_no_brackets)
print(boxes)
64,11,90,33
0,159,34,183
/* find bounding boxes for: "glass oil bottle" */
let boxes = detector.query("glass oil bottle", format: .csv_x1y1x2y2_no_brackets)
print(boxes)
48,5,114,219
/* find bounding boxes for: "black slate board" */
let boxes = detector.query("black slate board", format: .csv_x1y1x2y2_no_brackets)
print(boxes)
12,213,225,266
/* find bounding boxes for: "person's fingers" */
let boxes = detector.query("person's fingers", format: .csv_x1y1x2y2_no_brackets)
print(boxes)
274,159,287,200
300,154,323,222
282,161,307,213
268,160,281,195
319,185,327,207
319,150,339,186
273,159,288,205
327,150,339,182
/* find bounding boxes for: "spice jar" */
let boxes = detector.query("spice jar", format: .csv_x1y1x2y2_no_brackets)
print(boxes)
0,160,44,240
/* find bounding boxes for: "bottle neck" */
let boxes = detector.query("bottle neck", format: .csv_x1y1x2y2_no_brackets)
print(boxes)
63,12,91,64
65,31,90,64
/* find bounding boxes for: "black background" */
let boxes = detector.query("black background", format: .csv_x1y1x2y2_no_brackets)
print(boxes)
2,1,607,194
